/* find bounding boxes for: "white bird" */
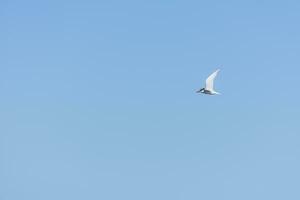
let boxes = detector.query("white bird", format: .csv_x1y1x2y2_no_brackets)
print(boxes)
196,69,221,95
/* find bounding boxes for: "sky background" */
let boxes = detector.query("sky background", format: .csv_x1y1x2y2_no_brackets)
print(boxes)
1,0,300,199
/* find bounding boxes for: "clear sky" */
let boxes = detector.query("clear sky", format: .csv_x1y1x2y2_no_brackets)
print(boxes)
1,0,300,199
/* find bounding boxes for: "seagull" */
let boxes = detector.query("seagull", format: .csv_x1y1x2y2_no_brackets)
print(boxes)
196,69,221,95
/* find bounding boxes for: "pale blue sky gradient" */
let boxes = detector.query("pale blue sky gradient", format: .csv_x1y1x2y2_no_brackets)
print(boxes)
1,0,300,199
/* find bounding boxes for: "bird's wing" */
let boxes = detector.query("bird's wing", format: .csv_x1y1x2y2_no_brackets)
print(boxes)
205,69,220,91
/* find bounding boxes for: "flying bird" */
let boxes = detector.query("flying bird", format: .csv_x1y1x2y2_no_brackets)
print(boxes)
196,69,221,95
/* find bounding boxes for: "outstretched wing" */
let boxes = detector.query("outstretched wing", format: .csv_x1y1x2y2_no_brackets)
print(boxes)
205,69,220,91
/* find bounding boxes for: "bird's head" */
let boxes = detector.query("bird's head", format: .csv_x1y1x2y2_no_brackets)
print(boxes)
196,88,205,93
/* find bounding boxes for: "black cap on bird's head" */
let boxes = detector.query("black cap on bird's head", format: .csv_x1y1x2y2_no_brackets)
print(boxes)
196,88,205,93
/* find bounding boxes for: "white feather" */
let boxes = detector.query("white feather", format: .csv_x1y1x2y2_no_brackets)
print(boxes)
205,69,220,92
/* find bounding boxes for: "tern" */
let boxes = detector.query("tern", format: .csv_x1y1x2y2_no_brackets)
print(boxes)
196,69,221,95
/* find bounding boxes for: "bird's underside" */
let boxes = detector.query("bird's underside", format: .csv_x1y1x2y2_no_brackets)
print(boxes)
202,90,215,95
196,88,216,95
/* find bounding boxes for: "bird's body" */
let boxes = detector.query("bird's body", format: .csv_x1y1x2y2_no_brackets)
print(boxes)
197,88,219,95
197,69,220,95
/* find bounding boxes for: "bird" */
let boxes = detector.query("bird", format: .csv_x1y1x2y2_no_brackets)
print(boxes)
196,69,221,95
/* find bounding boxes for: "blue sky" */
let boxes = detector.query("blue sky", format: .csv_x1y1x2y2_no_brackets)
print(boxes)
1,0,300,199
